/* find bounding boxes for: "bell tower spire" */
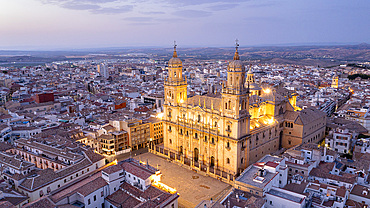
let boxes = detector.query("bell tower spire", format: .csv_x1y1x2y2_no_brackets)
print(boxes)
221,40,250,135
173,41,178,58
164,42,187,106
234,39,240,60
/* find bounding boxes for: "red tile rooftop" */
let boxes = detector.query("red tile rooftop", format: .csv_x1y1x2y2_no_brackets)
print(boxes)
265,161,279,168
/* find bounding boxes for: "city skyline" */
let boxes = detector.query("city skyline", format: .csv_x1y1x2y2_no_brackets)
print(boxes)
1,0,369,50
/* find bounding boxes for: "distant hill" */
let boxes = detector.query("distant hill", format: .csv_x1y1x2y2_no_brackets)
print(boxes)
0,43,369,67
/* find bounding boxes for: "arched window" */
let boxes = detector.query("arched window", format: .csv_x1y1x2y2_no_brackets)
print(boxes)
198,115,201,122
227,142,230,148
225,102,228,109
226,158,230,164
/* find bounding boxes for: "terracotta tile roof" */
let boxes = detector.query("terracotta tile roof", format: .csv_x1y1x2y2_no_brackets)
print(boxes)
83,149,104,163
50,172,102,202
23,196,56,208
265,161,279,168
121,161,155,180
74,176,107,197
102,164,124,174
350,184,370,199
336,187,346,198
0,201,15,208
19,169,57,191
105,189,141,208
283,182,308,194
310,162,357,184
0,142,12,152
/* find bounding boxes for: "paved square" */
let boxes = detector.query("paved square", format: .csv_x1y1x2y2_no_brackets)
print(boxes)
134,153,231,208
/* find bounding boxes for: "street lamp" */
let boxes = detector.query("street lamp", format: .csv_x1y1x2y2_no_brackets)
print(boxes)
263,88,271,94
156,113,164,120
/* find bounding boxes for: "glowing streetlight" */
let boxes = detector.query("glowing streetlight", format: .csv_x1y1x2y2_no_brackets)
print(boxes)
180,99,184,104
156,113,164,120
267,118,275,125
263,88,271,94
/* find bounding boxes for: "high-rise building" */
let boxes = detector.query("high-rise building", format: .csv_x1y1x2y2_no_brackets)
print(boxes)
100,63,108,78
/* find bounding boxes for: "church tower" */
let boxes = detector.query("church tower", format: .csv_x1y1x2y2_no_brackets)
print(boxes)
164,42,187,106
222,41,250,138
246,67,255,84
331,75,339,89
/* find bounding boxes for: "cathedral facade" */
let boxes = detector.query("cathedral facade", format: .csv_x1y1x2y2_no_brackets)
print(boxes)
160,44,326,180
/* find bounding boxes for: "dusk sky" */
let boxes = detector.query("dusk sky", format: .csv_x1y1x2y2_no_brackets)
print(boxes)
0,0,369,50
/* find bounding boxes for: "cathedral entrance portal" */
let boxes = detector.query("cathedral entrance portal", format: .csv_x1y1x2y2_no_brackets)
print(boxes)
210,156,215,167
194,148,199,162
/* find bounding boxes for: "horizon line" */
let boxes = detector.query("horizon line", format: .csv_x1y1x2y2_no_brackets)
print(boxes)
0,42,368,52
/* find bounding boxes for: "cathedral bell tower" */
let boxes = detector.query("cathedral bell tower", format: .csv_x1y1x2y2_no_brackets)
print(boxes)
164,42,187,106
222,40,250,137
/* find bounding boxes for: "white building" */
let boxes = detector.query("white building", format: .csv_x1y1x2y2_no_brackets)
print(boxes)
265,187,307,208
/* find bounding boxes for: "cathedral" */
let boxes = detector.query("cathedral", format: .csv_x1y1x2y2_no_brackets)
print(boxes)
159,43,326,181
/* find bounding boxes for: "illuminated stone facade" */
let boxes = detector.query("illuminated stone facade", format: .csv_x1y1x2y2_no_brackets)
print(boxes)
160,43,326,180
331,75,339,88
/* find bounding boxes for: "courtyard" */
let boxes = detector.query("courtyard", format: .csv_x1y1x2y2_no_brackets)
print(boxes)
134,152,231,208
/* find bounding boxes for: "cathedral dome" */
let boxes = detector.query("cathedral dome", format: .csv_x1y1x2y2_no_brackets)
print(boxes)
169,57,182,66
228,60,243,71
228,45,244,72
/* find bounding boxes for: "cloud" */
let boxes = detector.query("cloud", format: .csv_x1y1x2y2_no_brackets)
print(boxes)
165,0,250,6
61,3,101,10
247,1,279,8
140,11,166,15
42,0,121,3
174,10,212,18
207,4,239,11
92,5,134,14
123,16,153,22
39,0,133,14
